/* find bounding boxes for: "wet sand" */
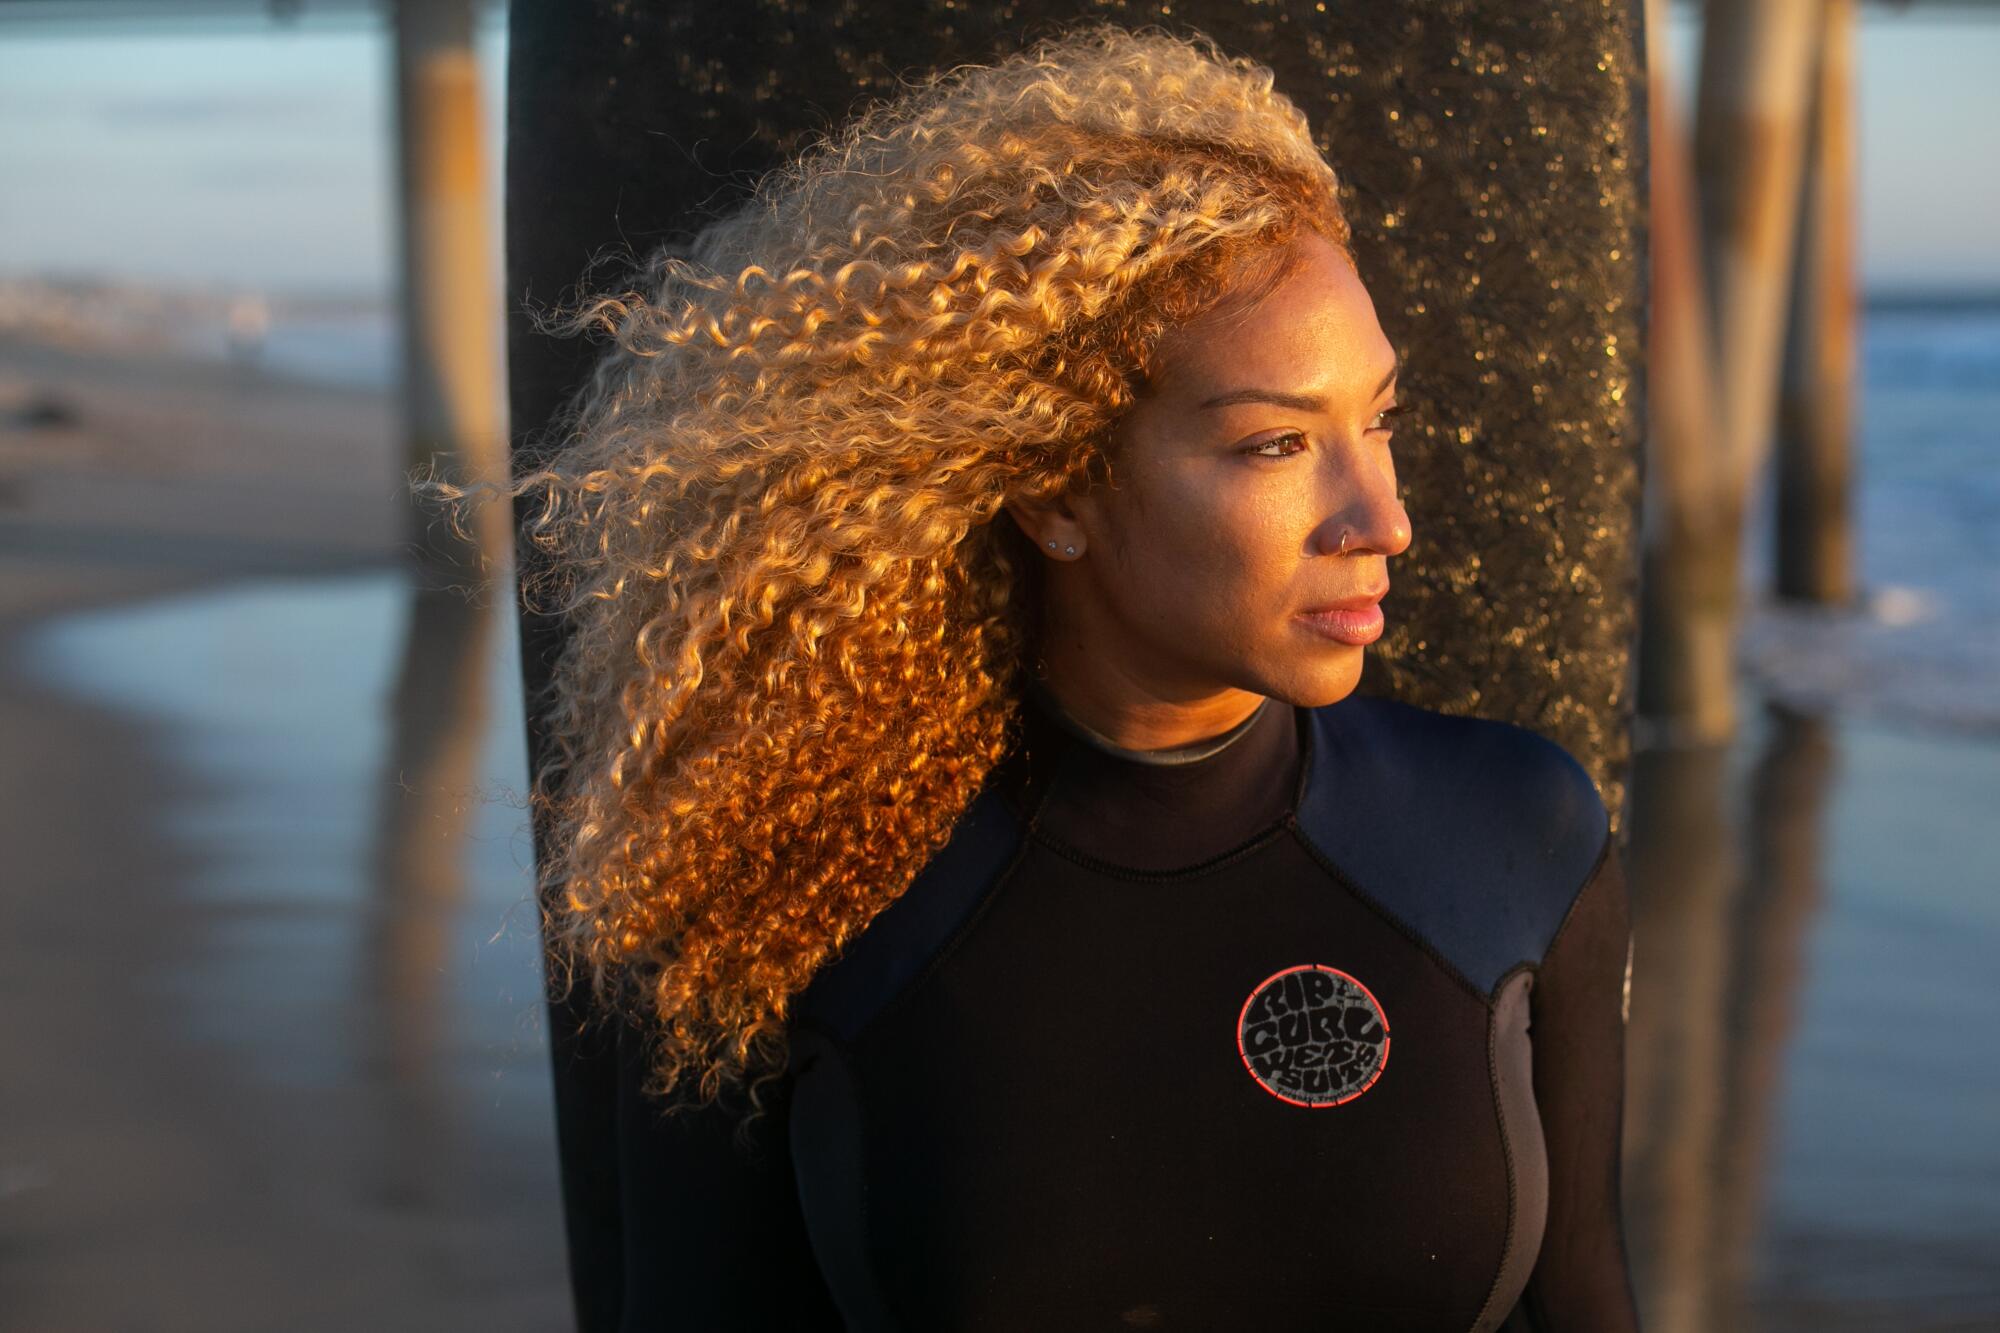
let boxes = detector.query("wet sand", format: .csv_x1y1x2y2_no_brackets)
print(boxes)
0,336,568,1332
0,335,402,621
1621,697,2000,1333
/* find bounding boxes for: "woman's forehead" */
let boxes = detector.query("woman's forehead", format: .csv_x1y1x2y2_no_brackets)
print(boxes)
1153,245,1395,406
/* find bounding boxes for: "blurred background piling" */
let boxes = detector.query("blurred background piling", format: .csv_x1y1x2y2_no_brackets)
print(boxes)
0,2,1995,1330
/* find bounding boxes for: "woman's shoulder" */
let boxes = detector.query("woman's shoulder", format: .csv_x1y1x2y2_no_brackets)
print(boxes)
1304,692,1606,836
1295,692,1614,995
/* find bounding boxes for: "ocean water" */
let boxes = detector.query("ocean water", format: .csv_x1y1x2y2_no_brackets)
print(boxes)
1739,302,2000,736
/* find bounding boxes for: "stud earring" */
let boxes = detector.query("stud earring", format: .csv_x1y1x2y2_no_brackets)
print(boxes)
1064,545,1076,556
1047,540,1057,549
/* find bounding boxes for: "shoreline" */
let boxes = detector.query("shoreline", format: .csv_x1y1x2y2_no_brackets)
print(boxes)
0,332,405,629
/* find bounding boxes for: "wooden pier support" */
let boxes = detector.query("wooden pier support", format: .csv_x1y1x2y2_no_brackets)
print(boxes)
1776,0,1859,608
392,0,507,577
1641,0,1824,742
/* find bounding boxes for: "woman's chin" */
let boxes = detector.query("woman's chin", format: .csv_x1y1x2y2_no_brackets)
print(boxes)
1260,651,1365,711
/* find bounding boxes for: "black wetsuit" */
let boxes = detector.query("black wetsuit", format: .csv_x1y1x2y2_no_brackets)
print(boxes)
549,683,1641,1332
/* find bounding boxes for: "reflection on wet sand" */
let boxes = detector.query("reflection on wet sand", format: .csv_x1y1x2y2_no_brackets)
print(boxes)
362,580,498,1215
1626,727,1745,1333
8,570,562,1331
1723,705,1837,1332
1626,696,1839,1333
1624,686,2000,1332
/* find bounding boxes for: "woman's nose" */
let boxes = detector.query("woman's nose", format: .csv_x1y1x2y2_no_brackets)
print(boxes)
1315,484,1412,559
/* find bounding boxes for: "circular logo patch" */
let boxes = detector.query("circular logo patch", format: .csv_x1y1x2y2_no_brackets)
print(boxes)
1236,964,1390,1107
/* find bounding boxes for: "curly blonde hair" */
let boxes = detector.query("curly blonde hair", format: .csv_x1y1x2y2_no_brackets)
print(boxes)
423,20,1352,1133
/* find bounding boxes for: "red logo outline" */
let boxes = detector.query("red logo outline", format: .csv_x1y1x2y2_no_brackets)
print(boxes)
1235,963,1391,1108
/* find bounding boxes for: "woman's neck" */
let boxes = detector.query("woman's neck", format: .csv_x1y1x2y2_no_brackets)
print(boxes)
1026,676,1271,766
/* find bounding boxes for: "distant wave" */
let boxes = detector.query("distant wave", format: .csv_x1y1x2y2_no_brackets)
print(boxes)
0,275,395,392
1864,307,2000,392
1740,588,2000,736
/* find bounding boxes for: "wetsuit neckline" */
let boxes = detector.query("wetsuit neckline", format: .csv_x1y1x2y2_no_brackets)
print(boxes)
1007,679,1306,874
1023,677,1274,766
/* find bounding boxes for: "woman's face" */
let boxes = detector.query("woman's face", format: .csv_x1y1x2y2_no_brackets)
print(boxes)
1012,228,1412,735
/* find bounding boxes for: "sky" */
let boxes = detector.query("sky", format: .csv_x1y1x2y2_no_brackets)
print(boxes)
0,8,505,301
0,4,1994,299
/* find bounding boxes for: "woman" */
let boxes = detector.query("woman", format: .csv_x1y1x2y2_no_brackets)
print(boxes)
439,21,1640,1332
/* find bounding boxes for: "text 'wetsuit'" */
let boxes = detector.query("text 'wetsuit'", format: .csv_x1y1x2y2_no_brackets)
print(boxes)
551,683,1641,1332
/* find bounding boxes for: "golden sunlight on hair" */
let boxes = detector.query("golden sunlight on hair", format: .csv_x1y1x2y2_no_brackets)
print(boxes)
418,20,1353,1130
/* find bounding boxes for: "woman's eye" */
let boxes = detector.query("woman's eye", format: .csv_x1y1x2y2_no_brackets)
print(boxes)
1373,401,1413,432
1244,432,1308,459
1244,403,1411,460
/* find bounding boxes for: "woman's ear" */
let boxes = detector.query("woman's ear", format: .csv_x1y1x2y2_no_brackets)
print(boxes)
1003,497,1089,561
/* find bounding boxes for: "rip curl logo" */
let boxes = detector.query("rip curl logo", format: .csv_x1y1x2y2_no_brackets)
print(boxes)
1237,964,1390,1107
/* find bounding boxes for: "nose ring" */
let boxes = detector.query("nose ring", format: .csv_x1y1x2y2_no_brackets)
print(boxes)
1338,528,1351,557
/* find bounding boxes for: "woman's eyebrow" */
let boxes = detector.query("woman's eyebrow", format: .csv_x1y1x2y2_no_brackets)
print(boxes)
1196,350,1402,412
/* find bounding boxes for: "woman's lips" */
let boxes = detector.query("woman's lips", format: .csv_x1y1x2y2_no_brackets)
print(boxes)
1296,600,1385,646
